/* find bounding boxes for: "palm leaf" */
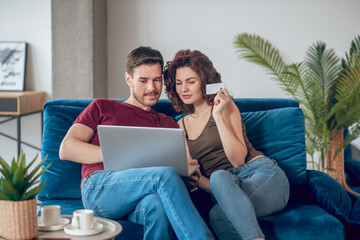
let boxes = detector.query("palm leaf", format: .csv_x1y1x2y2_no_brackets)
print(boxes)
328,42,360,129
305,42,341,98
342,35,360,71
285,63,316,123
335,93,360,128
233,33,297,96
335,54,360,102
287,62,328,146
306,130,322,155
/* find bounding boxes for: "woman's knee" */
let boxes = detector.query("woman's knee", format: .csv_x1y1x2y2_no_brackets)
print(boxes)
210,170,236,193
250,170,290,217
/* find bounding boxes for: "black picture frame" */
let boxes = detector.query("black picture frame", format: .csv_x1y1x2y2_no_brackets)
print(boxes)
0,41,27,91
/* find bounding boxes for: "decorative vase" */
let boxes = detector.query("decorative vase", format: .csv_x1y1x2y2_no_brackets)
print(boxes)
0,198,38,239
325,128,360,196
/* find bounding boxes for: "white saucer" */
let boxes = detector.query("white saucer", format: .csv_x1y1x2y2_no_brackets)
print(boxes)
64,222,104,236
38,217,70,231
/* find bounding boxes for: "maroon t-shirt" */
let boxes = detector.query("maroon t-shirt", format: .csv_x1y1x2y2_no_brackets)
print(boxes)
73,99,179,183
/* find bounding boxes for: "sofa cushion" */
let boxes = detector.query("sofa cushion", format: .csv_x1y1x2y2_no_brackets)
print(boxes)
258,201,344,240
307,170,360,225
38,102,89,200
233,98,299,112
241,107,308,196
346,158,360,187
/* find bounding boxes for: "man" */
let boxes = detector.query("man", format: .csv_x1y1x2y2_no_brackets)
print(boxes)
59,46,214,240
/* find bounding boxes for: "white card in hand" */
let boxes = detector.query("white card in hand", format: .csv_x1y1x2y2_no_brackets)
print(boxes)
206,83,225,95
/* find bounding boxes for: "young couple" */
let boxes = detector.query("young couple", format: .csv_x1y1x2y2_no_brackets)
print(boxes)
60,46,290,240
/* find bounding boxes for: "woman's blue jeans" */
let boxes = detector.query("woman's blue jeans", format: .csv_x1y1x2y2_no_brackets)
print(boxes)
209,157,290,240
81,166,214,240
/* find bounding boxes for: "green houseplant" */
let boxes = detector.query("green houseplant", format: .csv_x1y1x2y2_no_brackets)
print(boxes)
233,33,360,194
0,150,51,239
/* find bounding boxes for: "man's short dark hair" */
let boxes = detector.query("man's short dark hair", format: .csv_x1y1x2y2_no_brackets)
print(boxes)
126,46,164,76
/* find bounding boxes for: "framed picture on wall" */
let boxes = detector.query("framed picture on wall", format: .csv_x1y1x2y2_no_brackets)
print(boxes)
0,42,27,91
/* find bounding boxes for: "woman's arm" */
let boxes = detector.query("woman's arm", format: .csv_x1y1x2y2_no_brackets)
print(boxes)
198,175,210,192
59,123,103,164
178,118,206,191
177,118,195,163
213,90,248,167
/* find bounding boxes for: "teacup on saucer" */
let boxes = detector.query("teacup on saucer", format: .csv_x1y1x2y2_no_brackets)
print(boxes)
39,205,61,226
64,222,104,236
64,209,104,236
38,217,70,231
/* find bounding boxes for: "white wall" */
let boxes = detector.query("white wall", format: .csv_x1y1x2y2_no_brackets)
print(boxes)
1,0,359,166
0,0,51,163
108,0,360,100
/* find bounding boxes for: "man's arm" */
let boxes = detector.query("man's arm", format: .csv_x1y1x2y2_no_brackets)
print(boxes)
59,123,103,164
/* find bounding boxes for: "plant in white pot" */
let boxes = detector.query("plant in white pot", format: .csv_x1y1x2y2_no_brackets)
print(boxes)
0,150,51,240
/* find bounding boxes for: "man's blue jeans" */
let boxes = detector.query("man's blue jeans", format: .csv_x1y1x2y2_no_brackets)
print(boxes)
209,157,290,240
81,166,214,240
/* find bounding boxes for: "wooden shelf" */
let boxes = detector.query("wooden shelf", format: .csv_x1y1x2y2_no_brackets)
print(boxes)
0,91,45,115
0,91,45,156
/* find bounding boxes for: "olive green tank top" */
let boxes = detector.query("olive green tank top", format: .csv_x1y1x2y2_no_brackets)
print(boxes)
182,115,263,178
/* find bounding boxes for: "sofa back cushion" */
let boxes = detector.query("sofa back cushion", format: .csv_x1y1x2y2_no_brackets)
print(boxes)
38,98,307,201
241,108,307,192
38,100,92,200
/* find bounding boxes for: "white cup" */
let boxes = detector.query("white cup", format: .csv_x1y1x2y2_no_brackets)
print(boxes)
40,205,61,226
72,209,95,232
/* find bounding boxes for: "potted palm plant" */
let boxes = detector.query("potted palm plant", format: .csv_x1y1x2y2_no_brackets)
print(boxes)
233,33,360,195
0,150,51,239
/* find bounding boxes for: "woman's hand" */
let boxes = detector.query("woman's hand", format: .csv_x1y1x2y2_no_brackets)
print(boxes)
188,159,201,192
212,88,248,167
213,89,232,118
188,159,211,192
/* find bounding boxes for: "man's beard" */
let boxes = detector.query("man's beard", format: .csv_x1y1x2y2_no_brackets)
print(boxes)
133,89,159,107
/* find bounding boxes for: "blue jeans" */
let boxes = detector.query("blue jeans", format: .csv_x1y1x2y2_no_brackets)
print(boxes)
209,157,290,240
81,166,214,240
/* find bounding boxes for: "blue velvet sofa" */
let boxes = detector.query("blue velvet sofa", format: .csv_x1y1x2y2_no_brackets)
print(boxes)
38,98,347,240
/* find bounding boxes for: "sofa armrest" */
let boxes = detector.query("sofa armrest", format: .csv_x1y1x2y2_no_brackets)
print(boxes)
307,170,360,225
345,157,360,187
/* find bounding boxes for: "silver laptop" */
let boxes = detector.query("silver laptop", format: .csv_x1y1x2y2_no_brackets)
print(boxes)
97,125,199,177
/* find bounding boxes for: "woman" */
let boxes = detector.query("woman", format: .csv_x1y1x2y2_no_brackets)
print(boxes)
164,49,290,240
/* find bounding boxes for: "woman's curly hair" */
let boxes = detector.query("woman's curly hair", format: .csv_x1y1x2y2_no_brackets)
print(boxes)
164,50,222,114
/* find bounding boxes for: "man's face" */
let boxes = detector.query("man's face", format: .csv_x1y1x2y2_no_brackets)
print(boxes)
126,63,163,110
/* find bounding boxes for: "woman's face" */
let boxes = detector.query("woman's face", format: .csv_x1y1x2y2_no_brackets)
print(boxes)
175,67,204,105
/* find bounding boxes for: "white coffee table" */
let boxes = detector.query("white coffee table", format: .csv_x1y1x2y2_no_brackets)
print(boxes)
37,215,122,240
